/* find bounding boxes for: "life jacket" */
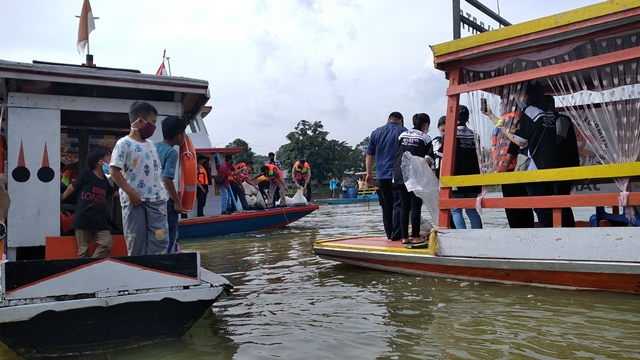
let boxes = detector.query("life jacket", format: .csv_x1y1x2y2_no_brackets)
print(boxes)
265,164,282,182
293,161,309,181
233,162,248,183
491,111,520,172
197,164,210,185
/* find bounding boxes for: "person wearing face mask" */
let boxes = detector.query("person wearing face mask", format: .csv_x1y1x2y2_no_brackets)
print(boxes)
392,113,434,244
110,101,170,255
481,95,535,228
61,146,116,258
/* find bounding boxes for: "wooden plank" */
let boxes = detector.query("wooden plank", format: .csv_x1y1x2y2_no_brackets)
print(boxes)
438,69,461,228
438,192,640,209
431,0,640,60
8,93,182,116
437,227,640,262
439,162,640,187
445,46,640,96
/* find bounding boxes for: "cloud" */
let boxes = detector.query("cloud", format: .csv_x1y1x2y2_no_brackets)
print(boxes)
253,30,281,73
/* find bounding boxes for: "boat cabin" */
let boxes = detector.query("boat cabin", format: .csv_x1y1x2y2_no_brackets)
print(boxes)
431,0,640,228
0,59,212,260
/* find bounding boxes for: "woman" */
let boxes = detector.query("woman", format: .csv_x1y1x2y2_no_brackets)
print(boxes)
392,113,433,244
450,105,483,229
500,80,558,227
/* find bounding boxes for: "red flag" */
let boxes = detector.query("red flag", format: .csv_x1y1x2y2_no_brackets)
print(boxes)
156,61,167,76
77,0,96,54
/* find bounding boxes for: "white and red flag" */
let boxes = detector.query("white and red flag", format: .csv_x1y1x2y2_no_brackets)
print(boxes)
77,0,96,54
156,49,168,75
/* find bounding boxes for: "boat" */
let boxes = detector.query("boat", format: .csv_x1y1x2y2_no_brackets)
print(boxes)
314,0,640,293
177,147,320,240
0,58,232,357
179,204,320,239
316,172,379,205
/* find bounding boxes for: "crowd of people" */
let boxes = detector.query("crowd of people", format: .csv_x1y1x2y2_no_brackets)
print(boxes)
366,80,580,243
58,101,316,260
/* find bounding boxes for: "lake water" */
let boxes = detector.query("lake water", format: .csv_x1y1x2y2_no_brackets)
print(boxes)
2,200,640,359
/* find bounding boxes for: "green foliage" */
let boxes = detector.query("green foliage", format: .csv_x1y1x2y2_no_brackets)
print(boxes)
277,120,368,181
226,138,256,164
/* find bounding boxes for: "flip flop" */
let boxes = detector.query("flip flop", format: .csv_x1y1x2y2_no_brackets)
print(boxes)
401,239,411,244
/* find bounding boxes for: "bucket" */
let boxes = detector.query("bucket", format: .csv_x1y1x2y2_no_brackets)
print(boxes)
347,187,357,195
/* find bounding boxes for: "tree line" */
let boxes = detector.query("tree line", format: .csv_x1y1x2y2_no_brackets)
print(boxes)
226,120,370,181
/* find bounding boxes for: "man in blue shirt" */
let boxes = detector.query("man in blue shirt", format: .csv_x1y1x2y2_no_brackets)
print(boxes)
366,112,406,240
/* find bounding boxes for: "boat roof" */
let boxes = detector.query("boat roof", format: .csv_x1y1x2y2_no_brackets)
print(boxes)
196,147,243,155
431,0,640,69
0,59,210,119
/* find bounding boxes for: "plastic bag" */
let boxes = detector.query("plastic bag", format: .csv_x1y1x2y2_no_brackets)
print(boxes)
401,151,440,226
290,189,307,206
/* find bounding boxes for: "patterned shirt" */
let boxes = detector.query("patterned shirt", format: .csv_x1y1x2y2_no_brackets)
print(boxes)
111,136,166,206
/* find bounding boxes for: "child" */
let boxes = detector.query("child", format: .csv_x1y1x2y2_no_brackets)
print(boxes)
110,101,169,256
61,145,116,258
155,116,186,254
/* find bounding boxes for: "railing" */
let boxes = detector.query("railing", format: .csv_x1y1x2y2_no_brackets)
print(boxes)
438,162,640,227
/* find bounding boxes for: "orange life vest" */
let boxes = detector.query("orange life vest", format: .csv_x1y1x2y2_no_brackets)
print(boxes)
491,111,520,172
265,163,282,182
233,162,248,184
197,164,210,185
293,161,309,181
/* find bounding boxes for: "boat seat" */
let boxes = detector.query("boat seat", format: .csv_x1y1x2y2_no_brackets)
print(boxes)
589,206,640,227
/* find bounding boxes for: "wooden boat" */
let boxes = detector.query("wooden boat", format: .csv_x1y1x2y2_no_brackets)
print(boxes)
314,1,640,293
179,204,319,239
0,58,232,357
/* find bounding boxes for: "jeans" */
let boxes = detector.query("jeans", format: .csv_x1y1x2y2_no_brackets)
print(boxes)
220,186,230,213
230,181,250,210
525,182,555,228
451,192,483,229
166,198,179,254
197,186,208,217
378,179,401,240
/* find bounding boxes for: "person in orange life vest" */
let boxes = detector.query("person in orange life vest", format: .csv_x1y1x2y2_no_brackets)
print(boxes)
291,160,312,202
196,155,210,217
228,159,255,211
217,154,242,214
481,96,534,229
260,164,287,208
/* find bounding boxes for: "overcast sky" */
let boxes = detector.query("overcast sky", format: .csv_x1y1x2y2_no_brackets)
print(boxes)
1,0,600,155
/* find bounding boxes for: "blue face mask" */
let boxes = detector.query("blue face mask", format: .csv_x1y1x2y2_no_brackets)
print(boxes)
102,162,110,175
516,100,527,110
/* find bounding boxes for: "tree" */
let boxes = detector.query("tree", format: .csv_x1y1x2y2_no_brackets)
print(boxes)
226,138,255,164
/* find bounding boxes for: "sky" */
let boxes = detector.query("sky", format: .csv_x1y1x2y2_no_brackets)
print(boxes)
1,0,601,155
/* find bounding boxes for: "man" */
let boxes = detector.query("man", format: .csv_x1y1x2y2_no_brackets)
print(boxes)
260,164,287,208
292,160,312,201
196,155,210,217
265,152,283,205
366,111,406,241
228,159,253,211
547,95,580,227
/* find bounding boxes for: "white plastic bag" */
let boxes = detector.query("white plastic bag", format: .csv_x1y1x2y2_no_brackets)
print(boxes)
290,189,307,206
401,151,440,226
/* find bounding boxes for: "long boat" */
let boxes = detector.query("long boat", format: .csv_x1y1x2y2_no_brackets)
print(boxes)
314,0,640,293
179,204,319,240
0,58,232,357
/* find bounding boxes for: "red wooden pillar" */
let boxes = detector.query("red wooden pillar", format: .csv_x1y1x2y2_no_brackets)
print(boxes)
438,68,462,228
552,208,562,228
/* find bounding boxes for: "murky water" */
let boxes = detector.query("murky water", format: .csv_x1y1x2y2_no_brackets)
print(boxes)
2,200,640,359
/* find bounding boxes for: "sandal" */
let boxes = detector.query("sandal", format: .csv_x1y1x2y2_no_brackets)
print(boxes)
410,238,426,244
401,239,411,244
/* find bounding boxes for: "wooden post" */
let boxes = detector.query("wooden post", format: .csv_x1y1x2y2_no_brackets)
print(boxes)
438,68,462,228
553,208,562,227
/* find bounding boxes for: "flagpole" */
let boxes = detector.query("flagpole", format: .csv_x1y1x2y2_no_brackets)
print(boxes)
166,57,172,76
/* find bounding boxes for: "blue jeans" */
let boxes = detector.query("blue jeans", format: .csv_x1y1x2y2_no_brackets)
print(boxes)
220,186,230,212
451,192,483,229
166,198,179,254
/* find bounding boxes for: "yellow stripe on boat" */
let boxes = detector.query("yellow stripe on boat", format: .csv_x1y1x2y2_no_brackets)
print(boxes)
440,162,640,187
431,0,640,60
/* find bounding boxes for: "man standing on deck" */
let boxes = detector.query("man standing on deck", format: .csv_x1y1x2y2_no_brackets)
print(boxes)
366,112,406,241
265,152,283,206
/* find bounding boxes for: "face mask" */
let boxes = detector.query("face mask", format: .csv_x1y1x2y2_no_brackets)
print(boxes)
516,100,527,110
132,119,156,140
102,162,110,175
